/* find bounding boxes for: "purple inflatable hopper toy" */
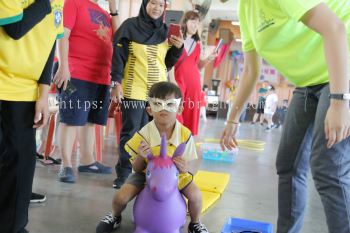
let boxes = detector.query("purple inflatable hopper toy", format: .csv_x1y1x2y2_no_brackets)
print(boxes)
133,134,187,233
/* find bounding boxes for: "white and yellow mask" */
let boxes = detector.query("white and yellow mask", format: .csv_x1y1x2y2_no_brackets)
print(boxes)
148,98,182,113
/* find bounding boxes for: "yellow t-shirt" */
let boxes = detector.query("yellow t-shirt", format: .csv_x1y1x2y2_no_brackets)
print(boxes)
0,1,23,25
122,41,169,101
0,0,64,101
125,120,197,190
239,0,350,87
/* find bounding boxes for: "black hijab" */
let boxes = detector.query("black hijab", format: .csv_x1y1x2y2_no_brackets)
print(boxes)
113,0,168,45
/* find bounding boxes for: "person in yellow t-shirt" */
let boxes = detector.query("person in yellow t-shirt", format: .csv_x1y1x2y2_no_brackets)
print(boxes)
96,82,209,233
221,1,350,233
0,1,63,232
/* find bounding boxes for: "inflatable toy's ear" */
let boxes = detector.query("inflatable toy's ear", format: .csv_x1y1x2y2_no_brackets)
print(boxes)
160,134,167,158
147,153,155,160
173,143,186,158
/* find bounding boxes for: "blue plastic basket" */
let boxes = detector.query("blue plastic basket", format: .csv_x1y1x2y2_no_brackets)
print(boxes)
221,217,273,233
201,143,236,163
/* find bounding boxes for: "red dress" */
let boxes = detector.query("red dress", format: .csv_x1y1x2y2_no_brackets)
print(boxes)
175,42,201,136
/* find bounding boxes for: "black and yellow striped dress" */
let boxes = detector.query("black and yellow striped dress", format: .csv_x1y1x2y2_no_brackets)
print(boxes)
122,41,169,101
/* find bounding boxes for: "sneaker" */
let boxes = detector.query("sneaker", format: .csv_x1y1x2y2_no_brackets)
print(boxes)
188,222,209,233
96,212,121,233
112,177,126,189
78,162,112,174
30,192,46,203
59,167,76,183
265,127,271,131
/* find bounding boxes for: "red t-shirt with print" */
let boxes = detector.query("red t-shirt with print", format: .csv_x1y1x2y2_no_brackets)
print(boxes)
63,0,113,85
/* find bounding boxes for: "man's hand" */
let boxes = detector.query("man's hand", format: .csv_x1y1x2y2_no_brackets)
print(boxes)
111,83,123,103
325,101,350,148
53,65,70,90
33,96,49,129
173,157,189,173
220,122,239,151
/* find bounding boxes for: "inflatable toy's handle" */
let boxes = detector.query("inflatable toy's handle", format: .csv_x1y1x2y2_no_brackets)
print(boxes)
173,143,186,158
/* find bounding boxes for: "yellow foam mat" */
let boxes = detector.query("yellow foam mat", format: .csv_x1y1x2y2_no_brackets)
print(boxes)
199,138,266,151
201,191,221,213
194,170,230,194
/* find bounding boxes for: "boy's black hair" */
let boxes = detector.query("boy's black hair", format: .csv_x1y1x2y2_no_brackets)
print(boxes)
148,82,182,99
202,84,208,90
269,85,275,91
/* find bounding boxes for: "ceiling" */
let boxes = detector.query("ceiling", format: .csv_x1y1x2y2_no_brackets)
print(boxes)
208,0,238,21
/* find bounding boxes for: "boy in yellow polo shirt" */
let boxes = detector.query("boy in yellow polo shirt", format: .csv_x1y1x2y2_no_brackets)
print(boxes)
0,0,63,232
97,82,209,233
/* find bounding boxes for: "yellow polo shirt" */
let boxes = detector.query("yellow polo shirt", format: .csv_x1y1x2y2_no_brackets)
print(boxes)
125,120,197,190
0,0,64,101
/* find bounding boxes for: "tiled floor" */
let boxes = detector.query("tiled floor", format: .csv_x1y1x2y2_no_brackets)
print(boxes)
28,118,328,233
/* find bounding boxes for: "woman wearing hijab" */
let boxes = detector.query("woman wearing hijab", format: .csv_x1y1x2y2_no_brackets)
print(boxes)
221,1,350,232
110,0,184,189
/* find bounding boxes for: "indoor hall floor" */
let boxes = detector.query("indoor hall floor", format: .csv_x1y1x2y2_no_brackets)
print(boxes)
28,118,328,233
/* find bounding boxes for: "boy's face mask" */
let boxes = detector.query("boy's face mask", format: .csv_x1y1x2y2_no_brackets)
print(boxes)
149,98,182,113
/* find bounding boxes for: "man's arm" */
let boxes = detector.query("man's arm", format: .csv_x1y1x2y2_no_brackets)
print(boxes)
38,41,55,85
53,28,71,90
3,0,52,40
301,3,350,147
108,0,119,35
221,50,261,150
33,42,56,129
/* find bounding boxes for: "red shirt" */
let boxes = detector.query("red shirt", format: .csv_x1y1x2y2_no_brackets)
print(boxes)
64,0,113,85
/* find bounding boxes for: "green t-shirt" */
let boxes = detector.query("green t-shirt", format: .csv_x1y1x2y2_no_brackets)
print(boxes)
239,0,350,87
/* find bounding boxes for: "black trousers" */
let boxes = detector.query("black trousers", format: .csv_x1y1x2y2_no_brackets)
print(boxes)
115,98,149,179
0,101,36,233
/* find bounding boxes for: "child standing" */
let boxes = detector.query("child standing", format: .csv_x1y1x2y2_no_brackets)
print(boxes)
97,82,209,233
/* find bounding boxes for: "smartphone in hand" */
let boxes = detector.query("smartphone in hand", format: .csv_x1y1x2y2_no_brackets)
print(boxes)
57,81,77,96
168,23,181,39
64,81,77,96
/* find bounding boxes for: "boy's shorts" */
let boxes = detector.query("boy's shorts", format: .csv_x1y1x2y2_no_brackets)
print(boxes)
58,78,110,126
125,171,194,191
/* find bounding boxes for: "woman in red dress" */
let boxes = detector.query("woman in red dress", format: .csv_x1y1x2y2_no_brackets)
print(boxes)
174,11,217,135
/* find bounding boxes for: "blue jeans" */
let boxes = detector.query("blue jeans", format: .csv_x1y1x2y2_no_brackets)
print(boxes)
276,83,350,233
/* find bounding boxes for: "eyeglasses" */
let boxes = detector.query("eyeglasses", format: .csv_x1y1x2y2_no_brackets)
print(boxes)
148,98,181,113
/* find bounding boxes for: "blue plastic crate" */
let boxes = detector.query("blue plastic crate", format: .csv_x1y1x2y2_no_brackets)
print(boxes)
201,143,237,163
221,217,273,233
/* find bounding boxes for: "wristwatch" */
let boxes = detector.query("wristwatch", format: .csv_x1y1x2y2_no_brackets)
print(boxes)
329,93,350,100
110,11,118,16
111,81,119,88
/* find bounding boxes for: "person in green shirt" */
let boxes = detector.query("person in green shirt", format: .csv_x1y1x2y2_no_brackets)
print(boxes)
221,1,350,233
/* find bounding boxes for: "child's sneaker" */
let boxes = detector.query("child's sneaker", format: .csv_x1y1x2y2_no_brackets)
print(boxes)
188,222,209,233
96,212,121,233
